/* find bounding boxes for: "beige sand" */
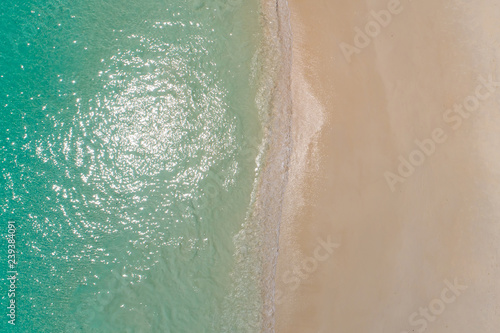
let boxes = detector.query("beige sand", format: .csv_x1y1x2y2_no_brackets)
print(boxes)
275,0,500,332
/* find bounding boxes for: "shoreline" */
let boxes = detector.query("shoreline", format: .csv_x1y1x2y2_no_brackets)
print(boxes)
275,0,500,332
252,0,294,330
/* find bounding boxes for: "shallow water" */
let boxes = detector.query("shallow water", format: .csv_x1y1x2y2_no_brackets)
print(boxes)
0,0,267,331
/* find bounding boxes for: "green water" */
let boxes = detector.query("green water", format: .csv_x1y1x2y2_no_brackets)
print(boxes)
0,0,267,331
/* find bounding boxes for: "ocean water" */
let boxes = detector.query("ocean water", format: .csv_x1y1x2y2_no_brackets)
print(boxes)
0,0,289,331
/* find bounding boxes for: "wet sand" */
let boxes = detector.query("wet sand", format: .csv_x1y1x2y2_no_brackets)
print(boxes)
275,0,500,332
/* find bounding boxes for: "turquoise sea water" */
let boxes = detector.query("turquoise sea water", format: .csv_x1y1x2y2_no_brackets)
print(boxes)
0,0,280,331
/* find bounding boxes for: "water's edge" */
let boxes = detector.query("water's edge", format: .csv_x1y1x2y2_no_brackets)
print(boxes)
220,0,293,331
256,0,293,331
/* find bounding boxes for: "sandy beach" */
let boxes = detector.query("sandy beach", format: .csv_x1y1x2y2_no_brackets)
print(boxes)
275,0,500,332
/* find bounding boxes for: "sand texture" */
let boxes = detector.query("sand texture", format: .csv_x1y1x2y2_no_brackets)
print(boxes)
275,0,500,332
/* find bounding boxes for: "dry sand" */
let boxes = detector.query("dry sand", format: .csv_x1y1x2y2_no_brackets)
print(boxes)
275,0,500,332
